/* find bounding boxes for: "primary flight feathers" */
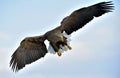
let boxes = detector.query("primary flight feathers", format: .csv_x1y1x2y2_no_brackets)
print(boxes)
10,1,114,72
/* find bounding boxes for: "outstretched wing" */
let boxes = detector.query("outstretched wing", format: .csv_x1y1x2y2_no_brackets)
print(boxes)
10,36,47,72
60,1,114,35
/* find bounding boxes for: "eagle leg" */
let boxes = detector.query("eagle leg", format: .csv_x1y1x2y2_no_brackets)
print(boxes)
49,42,62,56
67,45,72,50
57,51,62,56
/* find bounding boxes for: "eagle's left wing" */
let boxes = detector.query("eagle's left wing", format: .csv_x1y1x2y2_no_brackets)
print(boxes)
60,1,114,35
10,36,47,72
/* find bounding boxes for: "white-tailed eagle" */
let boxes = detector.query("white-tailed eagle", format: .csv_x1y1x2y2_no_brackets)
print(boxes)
10,1,114,72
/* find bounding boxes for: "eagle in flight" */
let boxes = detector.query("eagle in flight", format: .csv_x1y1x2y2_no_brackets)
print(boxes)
10,1,114,72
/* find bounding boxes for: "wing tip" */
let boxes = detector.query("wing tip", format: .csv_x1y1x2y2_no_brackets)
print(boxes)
9,50,25,72
94,1,114,17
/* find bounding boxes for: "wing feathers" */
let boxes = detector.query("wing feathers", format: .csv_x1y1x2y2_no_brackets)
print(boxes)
91,1,114,17
10,36,47,72
60,1,114,35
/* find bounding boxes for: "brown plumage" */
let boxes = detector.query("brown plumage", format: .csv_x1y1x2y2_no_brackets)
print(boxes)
10,1,114,72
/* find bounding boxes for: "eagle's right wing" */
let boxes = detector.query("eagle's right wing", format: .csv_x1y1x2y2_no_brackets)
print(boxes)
10,36,47,72
60,1,114,35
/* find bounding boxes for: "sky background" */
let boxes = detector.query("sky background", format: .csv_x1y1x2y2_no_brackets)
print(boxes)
0,0,120,78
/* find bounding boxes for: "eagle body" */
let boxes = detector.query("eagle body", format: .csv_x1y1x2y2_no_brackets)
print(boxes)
45,27,71,53
10,1,114,72
45,27,63,44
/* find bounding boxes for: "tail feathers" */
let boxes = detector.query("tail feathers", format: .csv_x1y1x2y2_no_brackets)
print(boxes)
48,44,56,54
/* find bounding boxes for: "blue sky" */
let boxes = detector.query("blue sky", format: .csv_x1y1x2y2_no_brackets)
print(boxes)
0,0,120,78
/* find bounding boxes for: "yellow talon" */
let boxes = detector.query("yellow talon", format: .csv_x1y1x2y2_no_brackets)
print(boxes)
57,52,62,56
67,45,72,50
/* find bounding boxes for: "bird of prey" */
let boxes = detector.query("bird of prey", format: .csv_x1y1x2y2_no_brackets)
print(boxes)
10,1,114,72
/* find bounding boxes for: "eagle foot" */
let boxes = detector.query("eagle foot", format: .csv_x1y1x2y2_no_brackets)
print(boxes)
57,52,62,56
67,45,72,50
